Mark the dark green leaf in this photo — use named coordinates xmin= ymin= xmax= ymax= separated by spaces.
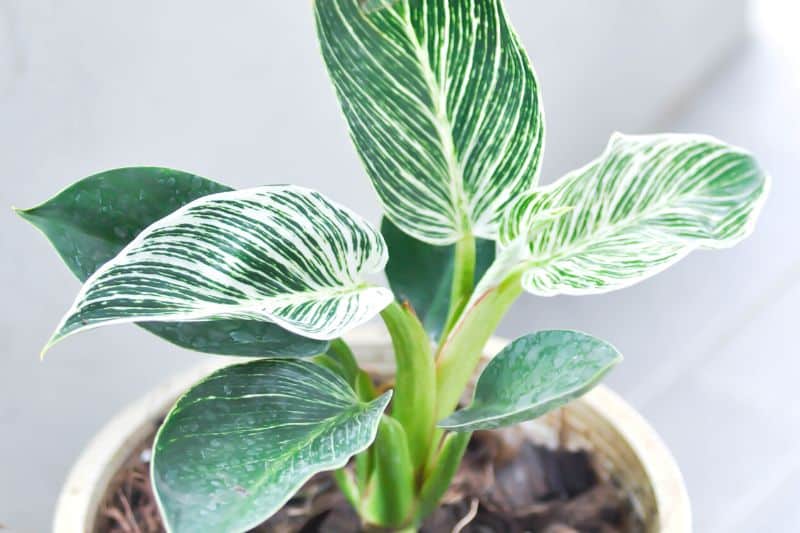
xmin=152 ymin=359 xmax=392 ymax=533
xmin=439 ymin=331 xmax=622 ymax=432
xmin=17 ymin=168 xmax=329 ymax=357
xmin=382 ymin=217 xmax=495 ymax=340
xmin=17 ymin=167 xmax=231 ymax=279
xmin=140 ymin=321 xmax=328 ymax=358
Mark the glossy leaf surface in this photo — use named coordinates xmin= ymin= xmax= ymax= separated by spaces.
xmin=18 ymin=167 xmax=230 ymax=279
xmin=493 ymin=134 xmax=770 ymax=297
xmin=315 ymin=0 xmax=544 ymax=245
xmin=18 ymin=168 xmax=329 ymax=357
xmin=152 ymin=359 xmax=392 ymax=532
xmin=382 ymin=217 xmax=494 ymax=339
xmin=45 ymin=185 xmax=392 ymax=352
xmin=439 ymin=330 xmax=621 ymax=431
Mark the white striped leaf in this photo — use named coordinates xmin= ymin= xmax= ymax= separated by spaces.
xmin=16 ymin=168 xmax=329 ymax=358
xmin=488 ymin=134 xmax=769 ymax=297
xmin=45 ymin=186 xmax=393 ymax=352
xmin=315 ymin=0 xmax=544 ymax=245
xmin=360 ymin=0 xmax=399 ymax=12
xmin=152 ymin=359 xmax=392 ymax=533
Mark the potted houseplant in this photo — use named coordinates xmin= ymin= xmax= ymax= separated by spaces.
xmin=18 ymin=0 xmax=767 ymax=531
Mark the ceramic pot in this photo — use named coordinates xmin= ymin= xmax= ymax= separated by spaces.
xmin=53 ymin=327 xmax=691 ymax=532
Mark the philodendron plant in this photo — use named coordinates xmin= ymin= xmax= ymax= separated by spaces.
xmin=18 ymin=1 xmax=768 ymax=532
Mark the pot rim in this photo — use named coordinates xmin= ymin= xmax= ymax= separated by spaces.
xmin=53 ymin=328 xmax=691 ymax=532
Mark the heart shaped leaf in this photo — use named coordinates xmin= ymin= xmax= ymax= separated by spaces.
xmin=17 ymin=168 xmax=329 ymax=357
xmin=152 ymin=359 xmax=392 ymax=533
xmin=382 ymin=217 xmax=495 ymax=340
xmin=439 ymin=330 xmax=621 ymax=432
xmin=44 ymin=185 xmax=392 ymax=353
xmin=315 ymin=0 xmax=544 ymax=245
xmin=491 ymin=134 xmax=770 ymax=297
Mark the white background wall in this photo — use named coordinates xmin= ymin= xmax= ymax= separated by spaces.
xmin=6 ymin=1 xmax=791 ymax=531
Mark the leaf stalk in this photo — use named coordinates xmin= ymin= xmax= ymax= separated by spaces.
xmin=434 ymin=271 xmax=524 ymax=420
xmin=380 ymin=301 xmax=437 ymax=469
xmin=441 ymin=233 xmax=476 ymax=338
xmin=363 ymin=416 xmax=416 ymax=528
xmin=413 ymin=430 xmax=471 ymax=525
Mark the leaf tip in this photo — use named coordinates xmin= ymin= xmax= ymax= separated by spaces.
xmin=12 ymin=205 xmax=30 ymax=219
xmin=371 ymin=388 xmax=394 ymax=414
xmin=13 ymin=205 xmax=43 ymax=229
xmin=40 ymin=318 xmax=77 ymax=359
xmin=40 ymin=331 xmax=63 ymax=360
xmin=39 ymin=341 xmax=53 ymax=361
xmin=378 ymin=387 xmax=393 ymax=404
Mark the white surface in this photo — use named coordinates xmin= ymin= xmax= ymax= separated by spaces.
xmin=3 ymin=0 xmax=789 ymax=531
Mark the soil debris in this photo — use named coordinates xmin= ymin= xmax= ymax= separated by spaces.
xmin=97 ymin=426 xmax=643 ymax=533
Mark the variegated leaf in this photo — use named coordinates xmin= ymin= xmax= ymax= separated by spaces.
xmin=360 ymin=0 xmax=399 ymax=12
xmin=45 ymin=186 xmax=392 ymax=352
xmin=17 ymin=168 xmax=328 ymax=357
xmin=315 ymin=0 xmax=544 ymax=245
xmin=490 ymin=134 xmax=769 ymax=297
xmin=152 ymin=359 xmax=392 ymax=532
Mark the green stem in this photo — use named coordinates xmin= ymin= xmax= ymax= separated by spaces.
xmin=333 ymin=467 xmax=360 ymax=512
xmin=380 ymin=301 xmax=436 ymax=469
xmin=414 ymin=431 xmax=471 ymax=525
xmin=364 ymin=416 xmax=415 ymax=528
xmin=422 ymin=427 xmax=445 ymax=477
xmin=442 ymin=233 xmax=476 ymax=339
xmin=434 ymin=271 xmax=523 ymax=420
xmin=355 ymin=447 xmax=373 ymax=500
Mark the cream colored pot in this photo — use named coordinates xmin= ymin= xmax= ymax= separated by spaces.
xmin=53 ymin=327 xmax=691 ymax=532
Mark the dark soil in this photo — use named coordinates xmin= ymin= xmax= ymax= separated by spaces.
xmin=97 ymin=423 xmax=643 ymax=533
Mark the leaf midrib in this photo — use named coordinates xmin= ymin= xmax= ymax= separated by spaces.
xmin=397 ymin=0 xmax=469 ymax=235
xmin=155 ymin=366 xmax=388 ymax=532
xmin=524 ymin=183 xmax=696 ymax=270
xmin=19 ymin=208 xmax=127 ymax=253
xmin=214 ymin=401 xmax=376 ymax=529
